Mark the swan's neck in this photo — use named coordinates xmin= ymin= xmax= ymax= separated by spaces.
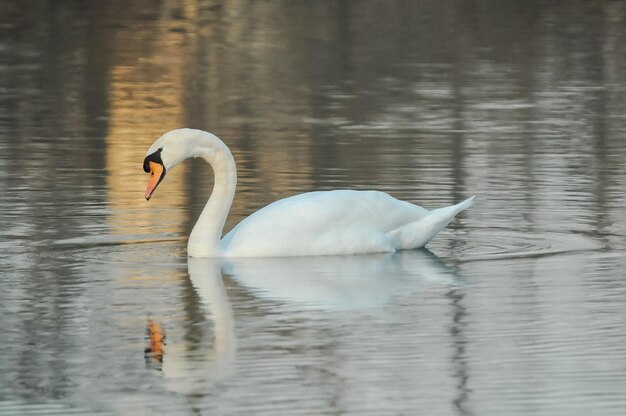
xmin=187 ymin=144 xmax=237 ymax=257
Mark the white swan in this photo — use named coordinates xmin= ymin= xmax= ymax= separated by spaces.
xmin=143 ymin=128 xmax=474 ymax=258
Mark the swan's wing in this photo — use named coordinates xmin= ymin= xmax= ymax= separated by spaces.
xmin=221 ymin=190 xmax=428 ymax=257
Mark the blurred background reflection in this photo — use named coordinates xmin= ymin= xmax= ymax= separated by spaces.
xmin=1 ymin=1 xmax=625 ymax=415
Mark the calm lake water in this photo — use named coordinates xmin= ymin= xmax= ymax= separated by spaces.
xmin=2 ymin=1 xmax=626 ymax=415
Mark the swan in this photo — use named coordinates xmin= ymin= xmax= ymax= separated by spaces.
xmin=143 ymin=128 xmax=475 ymax=258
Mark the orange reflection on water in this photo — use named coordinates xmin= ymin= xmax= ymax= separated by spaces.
xmin=146 ymin=318 xmax=166 ymax=364
xmin=103 ymin=3 xmax=202 ymax=237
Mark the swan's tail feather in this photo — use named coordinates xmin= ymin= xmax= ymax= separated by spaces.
xmin=442 ymin=194 xmax=475 ymax=218
xmin=387 ymin=195 xmax=475 ymax=250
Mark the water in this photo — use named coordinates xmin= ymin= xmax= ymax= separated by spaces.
xmin=1 ymin=1 xmax=626 ymax=415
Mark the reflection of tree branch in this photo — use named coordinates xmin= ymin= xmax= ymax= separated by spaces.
xmin=447 ymin=288 xmax=473 ymax=416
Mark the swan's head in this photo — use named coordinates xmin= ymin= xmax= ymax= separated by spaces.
xmin=143 ymin=128 xmax=229 ymax=200
xmin=143 ymin=129 xmax=192 ymax=200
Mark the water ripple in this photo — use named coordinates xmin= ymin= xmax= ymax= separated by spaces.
xmin=457 ymin=228 xmax=603 ymax=262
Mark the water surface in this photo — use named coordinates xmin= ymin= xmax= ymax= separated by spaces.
xmin=1 ymin=1 xmax=626 ymax=415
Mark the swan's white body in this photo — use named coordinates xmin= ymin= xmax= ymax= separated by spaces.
xmin=145 ymin=129 xmax=474 ymax=258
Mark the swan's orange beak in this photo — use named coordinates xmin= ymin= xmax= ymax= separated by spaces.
xmin=145 ymin=161 xmax=165 ymax=200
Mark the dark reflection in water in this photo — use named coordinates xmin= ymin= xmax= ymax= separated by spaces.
xmin=1 ymin=1 xmax=626 ymax=415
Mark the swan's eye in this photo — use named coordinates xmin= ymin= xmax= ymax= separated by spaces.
xmin=143 ymin=147 xmax=164 ymax=173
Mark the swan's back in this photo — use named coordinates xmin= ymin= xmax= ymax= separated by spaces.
xmin=221 ymin=190 xmax=429 ymax=257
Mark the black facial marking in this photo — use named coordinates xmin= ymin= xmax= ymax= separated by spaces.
xmin=143 ymin=147 xmax=164 ymax=173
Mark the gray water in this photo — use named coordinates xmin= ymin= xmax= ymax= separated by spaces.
xmin=2 ymin=1 xmax=626 ymax=415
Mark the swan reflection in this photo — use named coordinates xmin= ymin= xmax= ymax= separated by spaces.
xmin=223 ymin=248 xmax=465 ymax=310
xmin=159 ymin=258 xmax=236 ymax=392
xmin=161 ymin=249 xmax=464 ymax=391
